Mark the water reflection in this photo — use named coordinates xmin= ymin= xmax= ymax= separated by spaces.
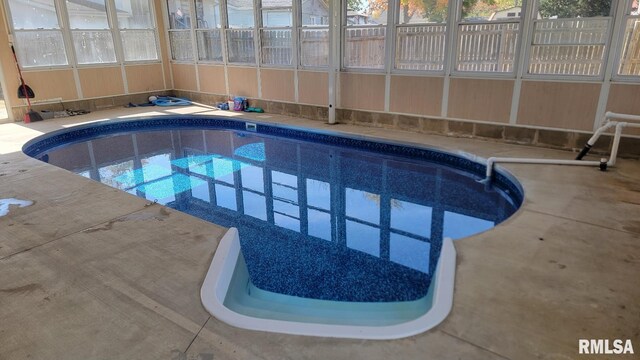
xmin=39 ymin=129 xmax=518 ymax=302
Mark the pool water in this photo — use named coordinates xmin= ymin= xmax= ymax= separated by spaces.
xmin=34 ymin=125 xmax=520 ymax=303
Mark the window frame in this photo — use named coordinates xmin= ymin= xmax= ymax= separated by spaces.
xmin=119 ymin=28 xmax=162 ymax=63
xmin=166 ymin=0 xmax=198 ymax=62
xmin=194 ymin=0 xmax=226 ymax=63
xmin=298 ymin=0 xmax=329 ymax=69
xmin=5 ymin=0 xmax=162 ymax=69
xmin=222 ymin=0 xmax=257 ymax=65
xmin=392 ymin=0 xmax=449 ymax=74
xmin=116 ymin=0 xmax=162 ymax=64
xmin=67 ymin=0 xmax=119 ymax=66
xmin=5 ymin=0 xmax=71 ymax=69
xmin=11 ymin=29 xmax=71 ymax=69
xmin=521 ymin=0 xmax=616 ymax=81
xmin=298 ymin=26 xmax=329 ymax=69
xmin=341 ymin=0 xmax=390 ymax=72
xmin=611 ymin=0 xmax=640 ymax=81
xmin=450 ymin=1 xmax=525 ymax=79
xmin=258 ymin=0 xmax=295 ymax=68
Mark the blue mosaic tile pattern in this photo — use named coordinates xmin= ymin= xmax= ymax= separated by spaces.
xmin=114 ymin=165 xmax=170 ymax=188
xmin=234 ymin=142 xmax=266 ymax=162
xmin=172 ymin=155 xmax=248 ymax=180
xmin=22 ymin=115 xmax=524 ymax=205
xmin=24 ymin=116 xmax=524 ymax=302
xmin=138 ymin=174 xmax=205 ymax=200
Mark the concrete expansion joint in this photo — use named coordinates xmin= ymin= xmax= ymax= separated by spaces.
xmin=184 ymin=316 xmax=211 ymax=354
xmin=439 ymin=330 xmax=512 ymax=360
xmin=0 ymin=205 xmax=153 ymax=262
xmin=524 ymin=208 xmax=640 ymax=237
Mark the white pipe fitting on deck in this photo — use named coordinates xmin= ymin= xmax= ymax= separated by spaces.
xmin=484 ymin=158 xmax=605 ymax=180
xmin=485 ymin=111 xmax=640 ymax=181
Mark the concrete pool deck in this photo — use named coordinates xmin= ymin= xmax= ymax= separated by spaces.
xmin=0 ymin=105 xmax=638 ymax=359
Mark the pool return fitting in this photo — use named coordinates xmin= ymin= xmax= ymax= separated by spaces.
xmin=485 ymin=111 xmax=640 ymax=181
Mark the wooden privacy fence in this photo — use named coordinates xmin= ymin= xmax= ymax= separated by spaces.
xmin=196 ymin=30 xmax=223 ymax=61
xmin=529 ymin=18 xmax=609 ymax=76
xmin=396 ymin=24 xmax=446 ymax=71
xmin=344 ymin=23 xmax=517 ymax=72
xmin=619 ymin=17 xmax=640 ymax=76
xmin=166 ymin=16 xmax=639 ymax=77
xmin=261 ymin=29 xmax=292 ymax=65
xmin=456 ymin=22 xmax=519 ymax=72
xmin=300 ymin=28 xmax=329 ymax=67
xmin=344 ymin=26 xmax=386 ymax=69
xmin=226 ymin=29 xmax=255 ymax=63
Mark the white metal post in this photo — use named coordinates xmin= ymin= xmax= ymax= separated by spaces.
xmin=327 ymin=0 xmax=340 ymax=124
xmin=254 ymin=0 xmax=262 ymax=98
xmin=292 ymin=0 xmax=299 ymax=102
xmin=219 ymin=0 xmax=231 ymax=96
xmin=593 ymin=0 xmax=629 ymax=131
xmin=189 ymin=0 xmax=201 ymax=91
xmin=441 ymin=0 xmax=460 ymax=117
xmin=383 ymin=0 xmax=398 ymax=112
xmin=509 ymin=0 xmax=536 ymax=125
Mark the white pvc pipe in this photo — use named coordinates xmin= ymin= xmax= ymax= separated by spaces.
xmin=587 ymin=121 xmax=617 ymax=146
xmin=608 ymin=123 xmax=625 ymax=167
xmin=580 ymin=116 xmax=640 ymax=161
xmin=487 ymin=112 xmax=640 ymax=180
xmin=604 ymin=122 xmax=640 ymax=166
xmin=606 ymin=111 xmax=640 ymax=123
xmin=485 ymin=157 xmax=604 ymax=179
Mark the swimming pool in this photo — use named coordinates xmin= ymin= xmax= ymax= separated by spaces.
xmin=23 ymin=116 xmax=523 ymax=338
